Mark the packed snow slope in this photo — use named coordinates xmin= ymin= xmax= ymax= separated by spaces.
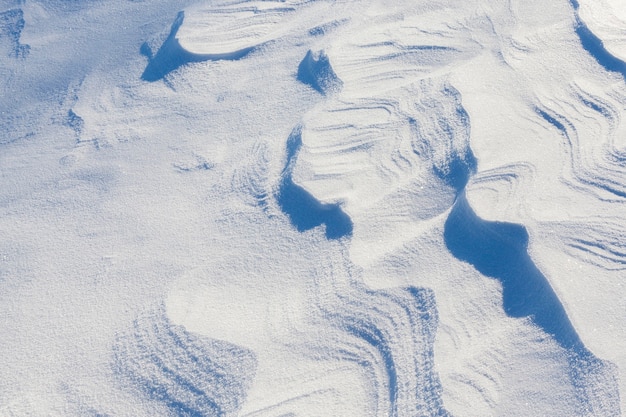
xmin=1 ymin=0 xmax=625 ymax=416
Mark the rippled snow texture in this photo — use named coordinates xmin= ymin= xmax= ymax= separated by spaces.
xmin=0 ymin=0 xmax=625 ymax=416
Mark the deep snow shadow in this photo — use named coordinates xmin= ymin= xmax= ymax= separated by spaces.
xmin=276 ymin=127 xmax=353 ymax=240
xmin=141 ymin=11 xmax=255 ymax=82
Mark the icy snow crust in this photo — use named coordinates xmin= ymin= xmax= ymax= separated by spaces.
xmin=1 ymin=0 xmax=625 ymax=416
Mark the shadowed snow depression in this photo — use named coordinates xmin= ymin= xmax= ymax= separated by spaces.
xmin=1 ymin=0 xmax=625 ymax=416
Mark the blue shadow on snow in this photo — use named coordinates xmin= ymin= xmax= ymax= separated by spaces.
xmin=0 ymin=8 xmax=30 ymax=58
xmin=569 ymin=0 xmax=626 ymax=80
xmin=444 ymin=193 xmax=588 ymax=353
xmin=276 ymin=127 xmax=353 ymax=240
xmin=297 ymin=50 xmax=343 ymax=95
xmin=141 ymin=11 xmax=255 ymax=82
xmin=432 ymin=138 xmax=477 ymax=194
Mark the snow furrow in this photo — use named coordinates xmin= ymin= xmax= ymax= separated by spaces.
xmin=114 ymin=307 xmax=258 ymax=417
xmin=2 ymin=0 xmax=625 ymax=415
xmin=308 ymin=282 xmax=451 ymax=417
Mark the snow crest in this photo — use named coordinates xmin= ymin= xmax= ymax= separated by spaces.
xmin=0 ymin=0 xmax=624 ymax=415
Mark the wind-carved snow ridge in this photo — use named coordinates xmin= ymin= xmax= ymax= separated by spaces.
xmin=141 ymin=11 xmax=255 ymax=82
xmin=142 ymin=0 xmax=316 ymax=82
xmin=535 ymin=97 xmax=626 ymax=199
xmin=445 ymin=195 xmax=586 ymax=351
xmin=297 ymin=50 xmax=343 ymax=95
xmin=114 ymin=308 xmax=257 ymax=416
xmin=559 ymin=221 xmax=626 ymax=271
xmin=418 ymin=84 xmax=477 ymax=194
xmin=444 ymin=193 xmax=621 ymax=414
xmin=292 ymin=78 xmax=476 ymax=228
xmin=569 ymin=0 xmax=626 ymax=80
xmin=231 ymin=141 xmax=273 ymax=211
xmin=3 ymin=0 xmax=626 ymax=415
xmin=276 ymin=126 xmax=353 ymax=239
xmin=315 ymin=284 xmax=451 ymax=417
xmin=274 ymin=29 xmax=467 ymax=413
xmin=416 ymin=17 xmax=623 ymax=409
xmin=0 ymin=8 xmax=29 ymax=58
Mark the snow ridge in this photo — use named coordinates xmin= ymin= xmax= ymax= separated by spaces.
xmin=314 ymin=284 xmax=451 ymax=417
xmin=1 ymin=0 xmax=625 ymax=415
xmin=114 ymin=308 xmax=257 ymax=417
xmin=141 ymin=11 xmax=256 ymax=82
xmin=570 ymin=0 xmax=626 ymax=80
xmin=277 ymin=126 xmax=353 ymax=240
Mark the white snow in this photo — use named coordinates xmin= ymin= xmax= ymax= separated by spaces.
xmin=1 ymin=0 xmax=624 ymax=416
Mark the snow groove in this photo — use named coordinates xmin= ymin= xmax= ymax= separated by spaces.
xmin=310 ymin=282 xmax=451 ymax=417
xmin=550 ymin=220 xmax=626 ymax=271
xmin=535 ymin=97 xmax=626 ymax=200
xmin=328 ymin=18 xmax=479 ymax=96
xmin=231 ymin=141 xmax=273 ymax=209
xmin=114 ymin=307 xmax=258 ymax=417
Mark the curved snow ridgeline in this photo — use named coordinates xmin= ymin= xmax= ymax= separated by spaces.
xmin=0 ymin=0 xmax=625 ymax=416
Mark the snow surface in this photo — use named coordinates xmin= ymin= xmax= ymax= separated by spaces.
xmin=1 ymin=0 xmax=625 ymax=416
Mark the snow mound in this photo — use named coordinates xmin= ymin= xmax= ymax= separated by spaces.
xmin=297 ymin=49 xmax=343 ymax=95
